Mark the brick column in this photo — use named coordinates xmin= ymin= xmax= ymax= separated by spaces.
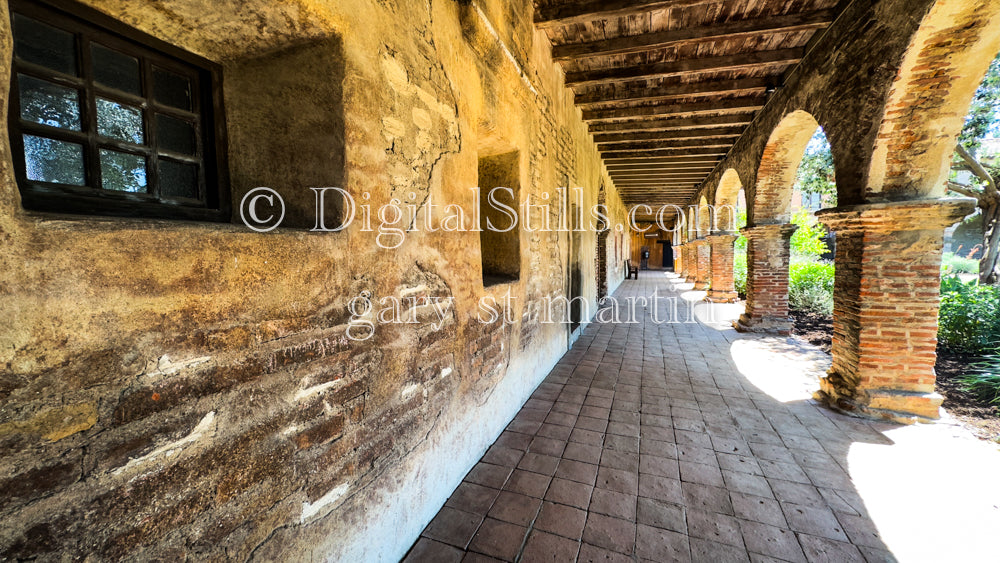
xmin=693 ymin=240 xmax=711 ymax=290
xmin=735 ymin=224 xmax=797 ymax=335
xmin=706 ymin=234 xmax=739 ymax=302
xmin=815 ymin=199 xmax=974 ymax=423
xmin=681 ymin=245 xmax=694 ymax=282
xmin=672 ymin=245 xmax=683 ymax=273
xmin=686 ymin=244 xmax=698 ymax=285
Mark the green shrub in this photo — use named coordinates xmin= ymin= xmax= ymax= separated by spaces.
xmin=960 ymin=352 xmax=1000 ymax=407
xmin=788 ymin=260 xmax=834 ymax=315
xmin=734 ymin=251 xmax=747 ymax=297
xmin=941 ymin=252 xmax=979 ymax=275
xmin=790 ymin=210 xmax=829 ymax=260
xmin=938 ymin=277 xmax=1000 ymax=353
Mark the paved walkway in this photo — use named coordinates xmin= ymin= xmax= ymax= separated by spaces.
xmin=403 ymin=273 xmax=1000 ymax=563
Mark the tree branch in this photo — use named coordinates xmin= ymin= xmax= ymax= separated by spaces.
xmin=955 ymin=143 xmax=999 ymax=198
xmin=947 ymin=181 xmax=983 ymax=200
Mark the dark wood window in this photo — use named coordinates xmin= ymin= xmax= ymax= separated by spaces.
xmin=7 ymin=0 xmax=229 ymax=221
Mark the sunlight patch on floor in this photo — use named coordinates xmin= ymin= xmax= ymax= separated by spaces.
xmin=729 ymin=338 xmax=828 ymax=403
xmin=848 ymin=422 xmax=1000 ymax=562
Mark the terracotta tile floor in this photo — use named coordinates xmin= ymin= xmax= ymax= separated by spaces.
xmin=403 ymin=273 xmax=1000 ymax=563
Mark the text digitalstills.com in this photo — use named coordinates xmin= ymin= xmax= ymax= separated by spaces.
xmin=239 ymin=186 xmax=739 ymax=246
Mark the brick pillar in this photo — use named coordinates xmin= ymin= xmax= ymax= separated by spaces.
xmin=681 ymin=245 xmax=693 ymax=282
xmin=706 ymin=234 xmax=739 ymax=302
xmin=735 ymin=224 xmax=797 ymax=335
xmin=672 ymin=245 xmax=682 ymax=273
xmin=693 ymin=240 xmax=711 ymax=290
xmin=686 ymin=244 xmax=698 ymax=284
xmin=815 ymin=199 xmax=974 ymax=423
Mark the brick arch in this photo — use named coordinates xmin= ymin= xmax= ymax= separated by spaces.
xmin=751 ymin=110 xmax=819 ymax=225
xmin=697 ymin=195 xmax=711 ymax=236
xmin=714 ymin=169 xmax=742 ymax=232
xmin=869 ymin=0 xmax=1000 ymax=200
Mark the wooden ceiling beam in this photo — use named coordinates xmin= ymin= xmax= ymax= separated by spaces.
xmin=565 ymin=48 xmax=802 ymax=87
xmin=603 ymin=155 xmax=723 ymax=164
xmin=599 ymin=139 xmax=735 ymax=152
xmin=553 ymin=10 xmax=835 ymax=61
xmin=583 ymin=97 xmax=764 ymax=121
xmin=574 ymin=78 xmax=769 ymax=107
xmin=612 ymin=173 xmax=708 ymax=179
xmin=589 ymin=114 xmax=752 ymax=133
xmin=603 ymin=150 xmax=727 ymax=159
xmin=595 ymin=126 xmax=744 ymax=144
xmin=607 ymin=162 xmax=717 ymax=169
xmin=534 ymin=0 xmax=713 ymax=30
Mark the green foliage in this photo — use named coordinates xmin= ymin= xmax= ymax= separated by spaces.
xmin=734 ymin=208 xmax=747 ymax=252
xmin=941 ymin=252 xmax=980 ymax=275
xmin=793 ymin=129 xmax=837 ymax=206
xmin=733 ymin=250 xmax=747 ymax=297
xmin=960 ymin=353 xmax=1000 ymax=407
xmin=788 ymin=260 xmax=834 ymax=316
xmin=790 ymin=210 xmax=829 ymax=259
xmin=938 ymin=276 xmax=1000 ymax=353
xmin=957 ymin=53 xmax=1000 ymax=153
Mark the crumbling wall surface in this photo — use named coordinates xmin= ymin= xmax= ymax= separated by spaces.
xmin=0 ymin=0 xmax=625 ymax=560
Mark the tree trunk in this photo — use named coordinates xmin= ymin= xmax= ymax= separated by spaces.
xmin=981 ymin=199 xmax=1000 ymax=285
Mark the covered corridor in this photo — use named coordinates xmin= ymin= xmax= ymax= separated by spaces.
xmin=4 ymin=0 xmax=1000 ymax=560
xmin=406 ymin=274 xmax=1000 ymax=562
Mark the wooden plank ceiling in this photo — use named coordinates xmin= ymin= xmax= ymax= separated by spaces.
xmin=535 ymin=0 xmax=840 ymax=213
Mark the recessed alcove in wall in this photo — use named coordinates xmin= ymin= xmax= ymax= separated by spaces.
xmin=224 ymin=37 xmax=347 ymax=229
xmin=477 ymin=150 xmax=521 ymax=287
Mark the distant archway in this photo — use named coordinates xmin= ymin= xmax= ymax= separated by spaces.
xmin=714 ymin=169 xmax=742 ymax=232
xmin=752 ymin=110 xmax=820 ymax=225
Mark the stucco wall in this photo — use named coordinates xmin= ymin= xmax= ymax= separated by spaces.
xmin=0 ymin=0 xmax=628 ymax=560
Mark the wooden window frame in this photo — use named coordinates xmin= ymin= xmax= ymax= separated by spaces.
xmin=7 ymin=0 xmax=231 ymax=222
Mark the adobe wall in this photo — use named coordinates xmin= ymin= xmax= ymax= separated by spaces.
xmin=0 ymin=0 xmax=627 ymax=560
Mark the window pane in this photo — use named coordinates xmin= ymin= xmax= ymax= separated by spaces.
xmin=92 ymin=43 xmax=141 ymax=95
xmin=96 ymin=98 xmax=144 ymax=144
xmin=156 ymin=114 xmax=195 ymax=155
xmin=23 ymin=135 xmax=85 ymax=185
xmin=13 ymin=14 xmax=77 ymax=76
xmin=153 ymin=67 xmax=192 ymax=110
xmin=159 ymin=160 xmax=198 ymax=199
xmin=19 ymin=75 xmax=81 ymax=130
xmin=100 ymin=149 xmax=147 ymax=193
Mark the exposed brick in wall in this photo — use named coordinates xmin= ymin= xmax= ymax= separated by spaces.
xmin=736 ymin=224 xmax=798 ymax=335
xmin=816 ymin=200 xmax=974 ymax=423
xmin=872 ymin=0 xmax=1000 ymax=200
xmin=707 ymin=235 xmax=740 ymax=302
xmin=0 ymin=0 xmax=630 ymax=559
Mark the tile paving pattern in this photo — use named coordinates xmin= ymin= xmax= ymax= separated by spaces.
xmin=404 ymin=276 xmax=898 ymax=562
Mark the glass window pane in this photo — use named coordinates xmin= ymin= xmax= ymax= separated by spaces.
xmin=19 ymin=75 xmax=81 ymax=130
xmin=23 ymin=135 xmax=85 ymax=185
xmin=156 ymin=114 xmax=195 ymax=155
xmin=159 ymin=160 xmax=198 ymax=199
xmin=100 ymin=149 xmax=147 ymax=193
xmin=13 ymin=14 xmax=77 ymax=76
xmin=97 ymin=98 xmax=144 ymax=144
xmin=92 ymin=43 xmax=141 ymax=95
xmin=153 ymin=67 xmax=192 ymax=110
